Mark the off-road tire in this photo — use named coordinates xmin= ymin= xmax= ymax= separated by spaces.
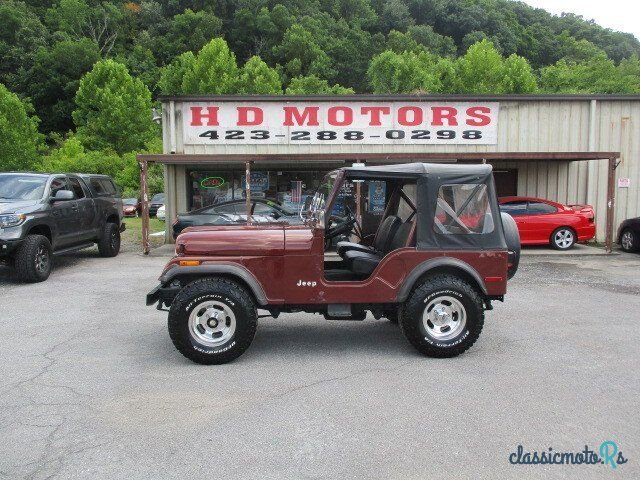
xmin=550 ymin=227 xmax=576 ymax=250
xmin=14 ymin=234 xmax=52 ymax=283
xmin=97 ymin=222 xmax=120 ymax=257
xmin=168 ymin=278 xmax=258 ymax=365
xmin=400 ymin=275 xmax=484 ymax=358
xmin=620 ymin=228 xmax=638 ymax=252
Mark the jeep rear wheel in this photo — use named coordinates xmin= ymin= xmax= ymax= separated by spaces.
xmin=168 ymin=278 xmax=257 ymax=364
xmin=400 ymin=275 xmax=484 ymax=358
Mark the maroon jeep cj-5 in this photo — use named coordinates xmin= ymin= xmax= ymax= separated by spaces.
xmin=147 ymin=163 xmax=520 ymax=364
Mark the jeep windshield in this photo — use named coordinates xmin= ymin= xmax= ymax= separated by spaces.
xmin=0 ymin=174 xmax=48 ymax=201
xmin=306 ymin=172 xmax=338 ymax=217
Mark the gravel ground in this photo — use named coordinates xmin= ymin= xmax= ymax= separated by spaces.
xmin=0 ymin=248 xmax=638 ymax=480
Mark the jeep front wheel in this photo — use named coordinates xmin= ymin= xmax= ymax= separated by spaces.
xmin=168 ymin=278 xmax=258 ymax=364
xmin=400 ymin=275 xmax=484 ymax=358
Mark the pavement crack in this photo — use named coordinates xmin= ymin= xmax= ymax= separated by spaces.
xmin=272 ymin=360 xmax=413 ymax=399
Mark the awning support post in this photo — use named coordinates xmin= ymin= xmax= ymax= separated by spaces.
xmin=605 ymin=156 xmax=617 ymax=254
xmin=140 ymin=158 xmax=150 ymax=255
xmin=245 ymin=161 xmax=252 ymax=224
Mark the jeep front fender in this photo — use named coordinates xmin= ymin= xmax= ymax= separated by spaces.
xmin=159 ymin=263 xmax=269 ymax=306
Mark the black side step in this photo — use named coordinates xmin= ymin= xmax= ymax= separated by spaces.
xmin=53 ymin=243 xmax=96 ymax=256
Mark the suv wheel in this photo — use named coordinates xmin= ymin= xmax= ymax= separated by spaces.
xmin=168 ymin=278 xmax=258 ymax=364
xmin=620 ymin=229 xmax=638 ymax=252
xmin=400 ymin=275 xmax=484 ymax=358
xmin=15 ymin=234 xmax=52 ymax=283
xmin=551 ymin=227 xmax=575 ymax=250
xmin=97 ymin=222 xmax=120 ymax=257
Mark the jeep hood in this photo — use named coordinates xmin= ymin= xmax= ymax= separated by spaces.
xmin=176 ymin=224 xmax=286 ymax=256
xmin=0 ymin=200 xmax=40 ymax=214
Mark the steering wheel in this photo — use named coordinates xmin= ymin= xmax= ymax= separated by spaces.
xmin=326 ymin=205 xmax=362 ymax=241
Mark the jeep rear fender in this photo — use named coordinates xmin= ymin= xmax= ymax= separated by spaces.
xmin=159 ymin=263 xmax=269 ymax=305
xmin=397 ymin=257 xmax=487 ymax=302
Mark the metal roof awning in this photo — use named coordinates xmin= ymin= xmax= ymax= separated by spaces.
xmin=137 ymin=151 xmax=620 ymax=164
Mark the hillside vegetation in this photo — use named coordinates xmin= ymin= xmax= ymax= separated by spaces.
xmin=1 ymin=0 xmax=639 ymax=190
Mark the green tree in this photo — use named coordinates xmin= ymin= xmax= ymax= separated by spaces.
xmin=0 ymin=0 xmax=48 ymax=91
xmin=407 ymin=25 xmax=457 ymax=57
xmin=73 ymin=60 xmax=156 ymax=155
xmin=20 ymin=38 xmax=100 ymax=135
xmin=285 ymin=75 xmax=354 ymax=94
xmin=367 ymin=50 xmax=453 ymax=94
xmin=151 ymin=9 xmax=223 ymax=64
xmin=237 ymin=56 xmax=282 ymax=94
xmin=157 ymin=52 xmax=196 ymax=95
xmin=453 ymin=40 xmax=537 ymax=93
xmin=38 ymin=135 xmax=125 ymax=177
xmin=380 ymin=0 xmax=414 ymax=33
xmin=539 ymin=53 xmax=639 ymax=93
xmin=272 ymin=24 xmax=335 ymax=81
xmin=181 ymin=38 xmax=239 ymax=94
xmin=0 ymin=83 xmax=43 ymax=171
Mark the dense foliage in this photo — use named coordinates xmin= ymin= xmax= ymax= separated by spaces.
xmin=2 ymin=0 xmax=640 ymax=192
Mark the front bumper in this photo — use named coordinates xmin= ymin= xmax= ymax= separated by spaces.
xmin=146 ymin=283 xmax=181 ymax=309
xmin=0 ymin=239 xmax=22 ymax=257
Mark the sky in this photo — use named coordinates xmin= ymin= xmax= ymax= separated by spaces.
xmin=521 ymin=0 xmax=640 ymax=40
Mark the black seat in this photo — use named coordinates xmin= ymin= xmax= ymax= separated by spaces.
xmin=336 ymin=215 xmax=401 ymax=257
xmin=344 ymin=221 xmax=414 ymax=276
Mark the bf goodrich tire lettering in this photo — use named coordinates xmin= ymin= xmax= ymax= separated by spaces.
xmin=168 ymin=278 xmax=258 ymax=364
xmin=400 ymin=274 xmax=484 ymax=358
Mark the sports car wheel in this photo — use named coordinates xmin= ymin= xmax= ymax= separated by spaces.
xmin=551 ymin=227 xmax=576 ymax=250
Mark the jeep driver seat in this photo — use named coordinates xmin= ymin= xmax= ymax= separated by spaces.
xmin=336 ymin=215 xmax=401 ymax=258
xmin=343 ymin=219 xmax=414 ymax=276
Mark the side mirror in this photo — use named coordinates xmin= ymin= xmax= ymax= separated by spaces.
xmin=51 ymin=190 xmax=74 ymax=201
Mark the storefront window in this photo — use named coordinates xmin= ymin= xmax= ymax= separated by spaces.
xmin=188 ymin=169 xmax=330 ymax=212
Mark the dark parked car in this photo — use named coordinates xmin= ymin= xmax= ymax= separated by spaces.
xmin=172 ymin=199 xmax=300 ymax=238
xmin=0 ymin=172 xmax=124 ymax=282
xmin=149 ymin=193 xmax=165 ymax=217
xmin=617 ymin=217 xmax=640 ymax=252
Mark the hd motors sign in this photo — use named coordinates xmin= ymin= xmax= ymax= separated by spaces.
xmin=182 ymin=101 xmax=499 ymax=145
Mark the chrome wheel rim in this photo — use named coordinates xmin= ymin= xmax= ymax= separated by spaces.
xmin=422 ymin=295 xmax=466 ymax=341
xmin=554 ymin=229 xmax=574 ymax=248
xmin=621 ymin=231 xmax=634 ymax=250
xmin=189 ymin=300 xmax=236 ymax=347
xmin=34 ymin=245 xmax=49 ymax=273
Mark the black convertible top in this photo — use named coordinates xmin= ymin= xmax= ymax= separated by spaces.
xmin=343 ymin=162 xmax=493 ymax=179
xmin=340 ymin=162 xmax=505 ymax=251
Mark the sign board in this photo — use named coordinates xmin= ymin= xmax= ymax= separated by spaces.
xmin=183 ymin=101 xmax=499 ymax=146
xmin=241 ymin=171 xmax=269 ymax=192
xmin=368 ymin=181 xmax=386 ymax=213
xmin=618 ymin=178 xmax=631 ymax=188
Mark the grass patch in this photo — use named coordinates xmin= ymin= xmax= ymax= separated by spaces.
xmin=121 ymin=216 xmax=167 ymax=249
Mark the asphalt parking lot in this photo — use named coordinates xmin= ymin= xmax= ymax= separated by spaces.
xmin=1 ymin=249 xmax=639 ymax=479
